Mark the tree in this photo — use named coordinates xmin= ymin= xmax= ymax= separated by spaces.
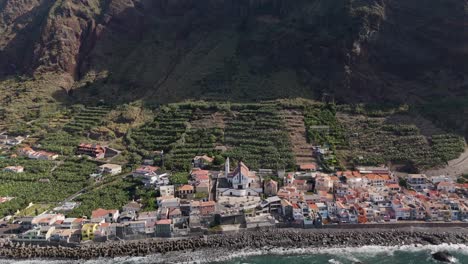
xmin=399 ymin=177 xmax=408 ymax=189
xmin=213 ymin=155 xmax=225 ymax=166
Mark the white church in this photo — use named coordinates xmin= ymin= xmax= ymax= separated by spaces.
xmin=217 ymin=158 xmax=263 ymax=197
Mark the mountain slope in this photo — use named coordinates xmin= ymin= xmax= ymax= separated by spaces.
xmin=0 ymin=0 xmax=467 ymax=106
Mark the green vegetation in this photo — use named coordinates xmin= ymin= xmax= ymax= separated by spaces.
xmin=136 ymin=187 xmax=159 ymax=212
xmin=68 ymin=178 xmax=140 ymax=218
xmin=0 ymin=98 xmax=465 ymax=218
xmin=194 ymin=192 xmax=209 ymax=200
xmin=339 ymin=103 xmax=409 ymax=118
xmin=0 ymin=158 xmax=96 ymax=217
xmin=170 ymin=172 xmax=189 ymax=185
xmin=39 ymin=131 xmax=81 ymax=156
xmin=224 ymin=104 xmax=295 ymax=170
xmin=430 ymin=134 xmax=465 ymax=162
xmin=166 ymin=128 xmax=223 ymax=170
xmin=129 ymin=102 xmax=295 ymax=171
xmin=16 ymin=203 xmax=52 ymax=217
xmin=63 ymin=106 xmax=111 ymax=134
xmin=304 ymin=103 xmax=346 ymax=171
xmin=340 ymin=109 xmax=466 ymax=170
xmin=418 ymin=96 xmax=468 ymax=137
xmin=129 ymin=107 xmax=192 ymax=156
xmin=305 ymin=104 xmax=347 ymax=147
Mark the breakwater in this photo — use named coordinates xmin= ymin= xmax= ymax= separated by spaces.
xmin=0 ymin=227 xmax=467 ymax=260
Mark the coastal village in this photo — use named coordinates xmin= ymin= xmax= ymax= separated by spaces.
xmin=0 ymin=130 xmax=467 ymax=246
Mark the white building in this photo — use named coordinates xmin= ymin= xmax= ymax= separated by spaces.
xmin=133 ymin=166 xmax=159 ymax=178
xmin=407 ymin=174 xmax=430 ymax=190
xmin=218 ymin=161 xmax=263 ymax=197
xmin=91 ymin=208 xmax=119 ymax=223
xmin=99 ymin=164 xmax=122 ymax=175
xmin=3 ymin=166 xmax=24 ymax=173
xmin=316 ymin=203 xmax=328 ymax=219
xmin=158 ymin=197 xmax=180 ymax=209
xmin=430 ymin=175 xmax=453 ymax=184
xmin=370 ymin=193 xmax=385 ymax=203
xmin=160 ymin=185 xmax=175 ymax=197
xmin=437 ymin=182 xmax=456 ymax=193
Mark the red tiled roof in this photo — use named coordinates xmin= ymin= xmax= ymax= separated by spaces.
xmin=293 ymin=179 xmax=307 ymax=186
xmin=232 ymin=162 xmax=250 ymax=178
xmin=195 ymin=174 xmax=209 ymax=180
xmin=201 ymin=201 xmax=216 ymax=207
xmin=135 ymin=166 xmax=159 ymax=173
xmin=365 ymin=174 xmax=384 ymax=180
xmin=299 ymin=163 xmax=316 ymax=170
xmin=194 ymin=155 xmax=214 ymax=163
xmin=178 ymin=185 xmax=194 ymax=191
xmin=438 ymin=182 xmax=454 ymax=187
xmin=92 ymin=208 xmax=117 ymax=219
xmin=308 ymin=203 xmax=318 ymax=210
xmin=156 ymin=219 xmax=172 ymax=225
xmin=191 ymin=169 xmax=209 ymax=176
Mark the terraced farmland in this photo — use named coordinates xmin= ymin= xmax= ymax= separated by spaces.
xmin=281 ymin=109 xmax=315 ymax=167
xmin=63 ymin=106 xmax=111 ymax=134
xmin=129 ymin=108 xmax=192 ymax=154
xmin=223 ymin=104 xmax=295 ymax=170
xmin=167 ymin=128 xmax=224 ymax=170
xmin=0 ymin=158 xmax=96 ymax=217
xmin=128 ymin=103 xmax=295 ymax=171
xmin=339 ymin=113 xmax=466 ymax=169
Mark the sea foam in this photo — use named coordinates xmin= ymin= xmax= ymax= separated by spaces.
xmin=0 ymin=244 xmax=467 ymax=264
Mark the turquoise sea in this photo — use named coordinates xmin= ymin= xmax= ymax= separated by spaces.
xmin=0 ymin=244 xmax=466 ymax=263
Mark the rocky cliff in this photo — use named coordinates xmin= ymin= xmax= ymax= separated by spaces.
xmin=0 ymin=0 xmax=467 ymax=104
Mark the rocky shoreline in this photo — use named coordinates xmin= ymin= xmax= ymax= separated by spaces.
xmin=0 ymin=227 xmax=467 ymax=261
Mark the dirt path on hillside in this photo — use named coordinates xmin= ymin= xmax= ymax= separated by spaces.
xmin=190 ymin=111 xmax=226 ymax=129
xmin=423 ymin=148 xmax=468 ymax=178
xmin=281 ymin=110 xmax=316 ymax=166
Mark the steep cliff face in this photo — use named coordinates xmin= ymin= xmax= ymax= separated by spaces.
xmin=0 ymin=0 xmax=53 ymax=75
xmin=345 ymin=0 xmax=468 ymax=102
xmin=32 ymin=0 xmax=103 ymax=82
xmin=0 ymin=0 xmax=467 ymax=104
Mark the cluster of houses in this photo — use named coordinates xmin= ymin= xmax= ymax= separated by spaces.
xmin=12 ymin=204 xmax=166 ymax=243
xmin=258 ymin=166 xmax=468 ymax=226
xmin=7 ymin=156 xmax=468 ymax=243
xmin=1 ymin=142 xmax=124 ymax=183
xmin=18 ymin=147 xmax=59 ymax=161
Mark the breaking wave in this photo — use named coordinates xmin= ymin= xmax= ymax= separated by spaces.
xmin=0 ymin=244 xmax=467 ymax=264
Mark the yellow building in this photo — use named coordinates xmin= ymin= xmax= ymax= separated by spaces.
xmin=81 ymin=223 xmax=98 ymax=241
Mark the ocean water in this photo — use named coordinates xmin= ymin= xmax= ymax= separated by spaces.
xmin=0 ymin=244 xmax=466 ymax=264
xmin=222 ymin=251 xmax=468 ymax=264
xmin=220 ymin=245 xmax=468 ymax=264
